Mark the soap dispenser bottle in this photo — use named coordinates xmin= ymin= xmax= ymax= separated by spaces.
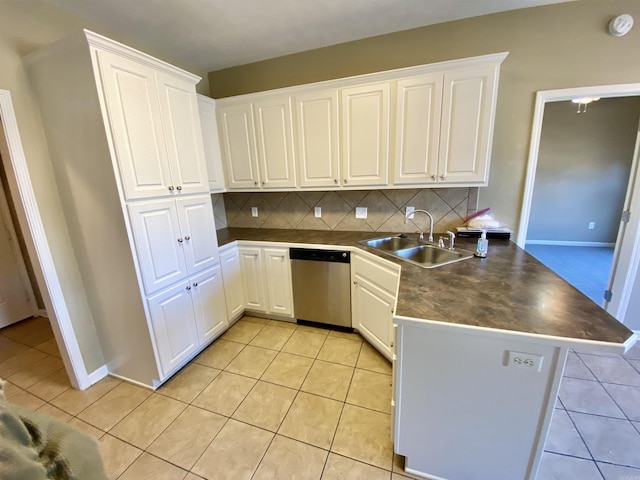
xmin=474 ymin=230 xmax=488 ymax=258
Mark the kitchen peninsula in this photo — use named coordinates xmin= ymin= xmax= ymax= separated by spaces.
xmin=217 ymin=227 xmax=636 ymax=480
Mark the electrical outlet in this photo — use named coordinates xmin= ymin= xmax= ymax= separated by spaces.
xmin=355 ymin=207 xmax=368 ymax=219
xmin=251 ymin=207 xmax=258 ymax=217
xmin=406 ymin=206 xmax=415 ymax=219
xmin=506 ymin=350 xmax=544 ymax=372
xmin=314 ymin=207 xmax=322 ymax=218
xmin=588 ymin=222 xmax=595 ymax=230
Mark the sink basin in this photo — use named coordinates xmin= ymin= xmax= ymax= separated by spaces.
xmin=393 ymin=245 xmax=473 ymax=268
xmin=360 ymin=235 xmax=418 ymax=251
xmin=360 ymin=235 xmax=474 ymax=268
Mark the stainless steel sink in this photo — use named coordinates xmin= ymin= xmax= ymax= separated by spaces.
xmin=361 ymin=235 xmax=418 ymax=251
xmin=360 ymin=235 xmax=474 ymax=269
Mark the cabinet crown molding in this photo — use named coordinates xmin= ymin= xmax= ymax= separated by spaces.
xmin=216 ymin=52 xmax=509 ymax=104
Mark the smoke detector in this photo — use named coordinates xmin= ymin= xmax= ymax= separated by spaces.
xmin=608 ymin=14 xmax=634 ymax=37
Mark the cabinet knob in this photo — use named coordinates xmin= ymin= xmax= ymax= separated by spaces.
xmin=186 ymin=285 xmax=191 ymax=290
xmin=177 ymin=238 xmax=183 ymax=243
xmin=390 ymin=341 xmax=394 ymax=347
xmin=184 ymin=235 xmax=191 ymax=240
xmin=334 ymin=179 xmax=338 ymax=184
xmin=254 ymin=181 xmax=258 ymax=186
xmin=193 ymin=282 xmax=198 ymax=287
xmin=440 ymin=174 xmax=446 ymax=180
xmin=431 ymin=174 xmax=436 ymax=181
xmin=344 ymin=179 xmax=348 ymax=184
xmin=353 ymin=281 xmax=357 ymax=285
xmin=176 ymin=185 xmax=182 ymax=191
xmin=261 ymin=181 xmax=265 ymax=186
xmin=168 ymin=186 xmax=175 ymax=191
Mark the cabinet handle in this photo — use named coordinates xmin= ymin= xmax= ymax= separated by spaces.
xmin=176 ymin=185 xmax=182 ymax=191
xmin=184 ymin=235 xmax=191 ymax=240
xmin=192 ymin=282 xmax=198 ymax=287
xmin=440 ymin=174 xmax=446 ymax=180
xmin=186 ymin=285 xmax=191 ymax=290
xmin=177 ymin=238 xmax=183 ymax=243
xmin=168 ymin=186 xmax=175 ymax=191
xmin=431 ymin=174 xmax=436 ymax=181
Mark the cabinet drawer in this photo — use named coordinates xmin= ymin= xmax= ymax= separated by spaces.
xmin=353 ymin=253 xmax=400 ymax=295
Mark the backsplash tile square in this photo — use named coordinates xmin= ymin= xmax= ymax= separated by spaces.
xmin=219 ymin=188 xmax=477 ymax=234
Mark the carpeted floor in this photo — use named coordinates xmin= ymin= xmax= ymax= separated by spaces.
xmin=525 ymin=244 xmax=614 ymax=307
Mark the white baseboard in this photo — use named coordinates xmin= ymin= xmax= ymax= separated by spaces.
xmin=38 ymin=309 xmax=48 ymax=318
xmin=86 ymin=365 xmax=109 ymax=387
xmin=526 ymin=240 xmax=615 ymax=248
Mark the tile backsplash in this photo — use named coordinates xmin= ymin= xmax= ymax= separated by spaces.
xmin=214 ymin=188 xmax=479 ymax=234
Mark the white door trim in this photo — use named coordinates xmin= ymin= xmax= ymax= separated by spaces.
xmin=517 ymin=83 xmax=640 ymax=248
xmin=0 ymin=89 xmax=90 ymax=389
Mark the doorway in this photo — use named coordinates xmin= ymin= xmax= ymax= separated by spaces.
xmin=518 ymin=83 xmax=640 ymax=330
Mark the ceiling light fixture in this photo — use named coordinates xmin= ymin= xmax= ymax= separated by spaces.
xmin=571 ymin=97 xmax=600 ymax=114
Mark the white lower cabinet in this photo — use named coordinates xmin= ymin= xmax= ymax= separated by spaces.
xmin=236 ymin=244 xmax=294 ymax=317
xmin=147 ymin=280 xmax=200 ymax=376
xmin=351 ymin=252 xmax=400 ymax=360
xmin=219 ymin=245 xmax=246 ymax=320
xmin=192 ymin=265 xmax=228 ymax=344
xmin=148 ymin=264 xmax=227 ymax=377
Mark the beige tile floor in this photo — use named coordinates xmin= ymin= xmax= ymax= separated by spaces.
xmin=2 ymin=316 xmax=640 ymax=480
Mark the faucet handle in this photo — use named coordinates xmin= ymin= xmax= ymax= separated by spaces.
xmin=445 ymin=231 xmax=456 ymax=250
xmin=416 ymin=231 xmax=425 ymax=240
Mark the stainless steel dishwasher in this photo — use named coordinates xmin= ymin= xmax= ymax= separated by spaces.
xmin=290 ymin=248 xmax=352 ymax=330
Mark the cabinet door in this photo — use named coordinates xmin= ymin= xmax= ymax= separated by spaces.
xmin=156 ymin=72 xmax=209 ymax=195
xmin=220 ymin=246 xmax=246 ymax=319
xmin=128 ymin=199 xmax=187 ymax=295
xmin=263 ymin=247 xmax=293 ymax=317
xmin=394 ymin=74 xmax=443 ymax=185
xmin=341 ymin=82 xmax=390 ymax=187
xmin=95 ymin=49 xmax=172 ymax=200
xmin=438 ymin=66 xmax=497 ymax=185
xmin=176 ymin=195 xmax=219 ymax=274
xmin=238 ymin=246 xmax=266 ymax=312
xmin=253 ymin=97 xmax=296 ymax=188
xmin=197 ymin=95 xmax=226 ymax=192
xmin=147 ymin=280 xmax=199 ymax=376
xmin=191 ymin=265 xmax=228 ymax=345
xmin=218 ymin=103 xmax=260 ymax=189
xmin=352 ymin=276 xmax=394 ymax=360
xmin=295 ymin=89 xmax=340 ymax=188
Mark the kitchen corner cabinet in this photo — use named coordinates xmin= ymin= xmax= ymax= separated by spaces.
xmin=351 ymin=252 xmax=401 ymax=360
xmin=218 ymin=103 xmax=260 ymax=188
xmin=97 ymin=49 xmax=209 ymax=199
xmin=340 ymin=82 xmax=391 ymax=187
xmin=197 ymin=95 xmax=226 ymax=192
xmin=237 ymin=245 xmax=294 ymax=317
xmin=25 ymin=30 xmax=223 ymax=388
xmin=295 ymin=89 xmax=341 ymax=188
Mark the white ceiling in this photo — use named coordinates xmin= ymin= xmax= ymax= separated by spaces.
xmin=48 ymin=0 xmax=573 ymax=72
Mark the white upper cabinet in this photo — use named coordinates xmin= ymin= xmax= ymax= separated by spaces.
xmin=95 ymin=50 xmax=208 ymax=200
xmin=393 ymin=74 xmax=443 ymax=185
xmin=156 ymin=72 xmax=209 ymax=195
xmin=218 ymin=103 xmax=260 ymax=189
xmin=96 ymin=49 xmax=173 ymax=199
xmin=253 ymin=96 xmax=297 ymax=188
xmin=340 ymin=82 xmax=391 ymax=187
xmin=197 ymin=95 xmax=226 ymax=192
xmin=437 ymin=65 xmax=497 ymax=185
xmin=294 ymin=89 xmax=340 ymax=188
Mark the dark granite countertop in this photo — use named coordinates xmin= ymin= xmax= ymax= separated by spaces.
xmin=217 ymin=227 xmax=635 ymax=350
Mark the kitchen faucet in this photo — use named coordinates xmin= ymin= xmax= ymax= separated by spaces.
xmin=405 ymin=209 xmax=434 ymax=243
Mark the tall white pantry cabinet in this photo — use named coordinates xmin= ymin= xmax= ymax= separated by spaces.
xmin=25 ymin=30 xmax=226 ymax=388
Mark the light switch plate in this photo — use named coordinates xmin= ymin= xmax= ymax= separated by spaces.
xmin=251 ymin=207 xmax=258 ymax=217
xmin=314 ymin=207 xmax=322 ymax=218
xmin=355 ymin=207 xmax=368 ymax=219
